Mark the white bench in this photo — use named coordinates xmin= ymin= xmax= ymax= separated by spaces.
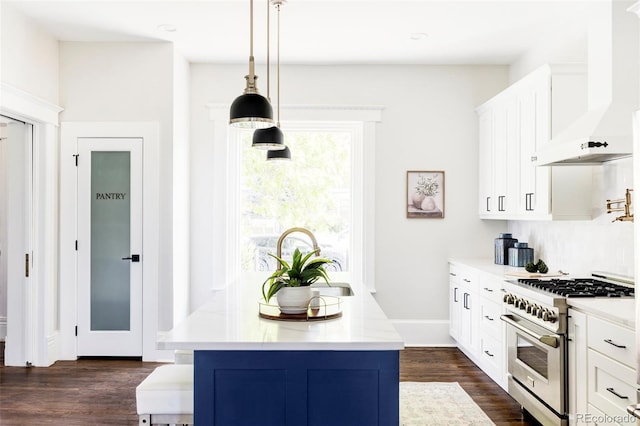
xmin=136 ymin=364 xmax=194 ymax=426
xmin=174 ymin=350 xmax=193 ymax=365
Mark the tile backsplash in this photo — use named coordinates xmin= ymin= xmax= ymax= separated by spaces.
xmin=508 ymin=157 xmax=634 ymax=279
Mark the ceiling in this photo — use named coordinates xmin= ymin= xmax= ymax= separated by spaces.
xmin=3 ymin=0 xmax=599 ymax=65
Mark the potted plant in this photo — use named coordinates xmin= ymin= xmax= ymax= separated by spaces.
xmin=262 ymin=248 xmax=332 ymax=314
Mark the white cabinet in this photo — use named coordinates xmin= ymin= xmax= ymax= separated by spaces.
xmin=476 ymin=273 xmax=507 ymax=388
xmin=449 ymin=264 xmax=479 ymax=354
xmin=449 ymin=262 xmax=506 ymax=390
xmin=568 ymin=308 xmax=637 ymax=426
xmin=569 ymin=309 xmax=588 ymax=426
xmin=477 ymin=64 xmax=593 ymax=220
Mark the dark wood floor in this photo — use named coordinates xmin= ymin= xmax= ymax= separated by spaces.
xmin=0 ymin=347 xmax=537 ymax=425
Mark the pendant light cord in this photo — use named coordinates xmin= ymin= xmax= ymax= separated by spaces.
xmin=266 ymin=0 xmax=270 ymax=101
xmin=276 ymin=2 xmax=281 ymax=127
xmin=248 ymin=0 xmax=255 ymax=83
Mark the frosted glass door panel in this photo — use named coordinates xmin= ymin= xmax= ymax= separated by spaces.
xmin=90 ymin=152 xmax=131 ymax=331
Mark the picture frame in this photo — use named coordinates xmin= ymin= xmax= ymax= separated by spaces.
xmin=406 ymin=171 xmax=445 ymax=219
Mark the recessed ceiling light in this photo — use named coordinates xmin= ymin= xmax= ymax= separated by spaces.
xmin=157 ymin=24 xmax=177 ymax=33
xmin=410 ymin=32 xmax=428 ymax=41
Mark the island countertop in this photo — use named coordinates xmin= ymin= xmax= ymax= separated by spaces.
xmin=157 ymin=279 xmax=404 ymax=351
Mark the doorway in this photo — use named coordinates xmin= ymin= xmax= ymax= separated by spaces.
xmin=0 ymin=116 xmax=33 ymax=366
xmin=76 ymin=138 xmax=143 ymax=357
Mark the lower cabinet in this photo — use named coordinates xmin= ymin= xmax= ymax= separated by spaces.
xmin=568 ymin=308 xmax=637 ymax=426
xmin=449 ymin=262 xmax=507 ymax=390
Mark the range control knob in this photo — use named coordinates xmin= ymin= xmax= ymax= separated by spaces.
xmin=546 ymin=311 xmax=557 ymax=323
xmin=542 ymin=309 xmax=557 ymax=322
xmin=526 ymin=303 xmax=535 ymax=314
xmin=503 ymin=294 xmax=514 ymax=304
xmin=535 ymin=307 xmax=544 ymax=318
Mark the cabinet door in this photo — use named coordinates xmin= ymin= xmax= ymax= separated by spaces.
xmin=519 ymin=73 xmax=551 ymax=217
xmin=492 ymin=102 xmax=509 ymax=215
xmin=449 ymin=276 xmax=461 ymax=340
xmin=568 ymin=309 xmax=588 ymax=426
xmin=478 ymin=108 xmax=495 ymax=217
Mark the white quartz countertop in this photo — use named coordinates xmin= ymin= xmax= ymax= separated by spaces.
xmin=157 ymin=279 xmax=404 ymax=351
xmin=450 ymin=258 xmax=636 ymax=328
xmin=568 ymin=298 xmax=636 ymax=329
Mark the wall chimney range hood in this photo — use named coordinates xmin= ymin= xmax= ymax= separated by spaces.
xmin=534 ymin=0 xmax=639 ymax=166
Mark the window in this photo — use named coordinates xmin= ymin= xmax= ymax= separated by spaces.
xmin=237 ymin=126 xmax=352 ymax=274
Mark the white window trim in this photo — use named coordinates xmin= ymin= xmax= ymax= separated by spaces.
xmin=208 ymin=104 xmax=383 ymax=293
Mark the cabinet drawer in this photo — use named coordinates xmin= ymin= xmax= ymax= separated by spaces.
xmin=585 ymin=403 xmax=623 ymax=426
xmin=588 ymin=316 xmax=636 ymax=369
xmin=478 ymin=274 xmax=505 ymax=304
xmin=588 ymin=349 xmax=637 ymax=426
xmin=480 ymin=301 xmax=502 ymax=340
xmin=479 ymin=335 xmax=503 ymax=376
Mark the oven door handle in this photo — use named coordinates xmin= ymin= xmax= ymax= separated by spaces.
xmin=500 ymin=314 xmax=559 ymax=348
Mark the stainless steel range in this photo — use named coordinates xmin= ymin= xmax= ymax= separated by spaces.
xmin=501 ymin=273 xmax=634 ymax=426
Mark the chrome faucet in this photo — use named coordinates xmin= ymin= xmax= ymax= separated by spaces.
xmin=276 ymin=227 xmax=321 ymax=270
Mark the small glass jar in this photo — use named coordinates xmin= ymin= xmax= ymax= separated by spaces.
xmin=495 ymin=233 xmax=517 ymax=265
xmin=508 ymin=242 xmax=534 ymax=267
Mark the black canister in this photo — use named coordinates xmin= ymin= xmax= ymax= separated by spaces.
xmin=508 ymin=242 xmax=534 ymax=267
xmin=494 ymin=233 xmax=517 ymax=265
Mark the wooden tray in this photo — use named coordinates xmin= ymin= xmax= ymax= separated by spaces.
xmin=258 ymin=296 xmax=342 ymax=322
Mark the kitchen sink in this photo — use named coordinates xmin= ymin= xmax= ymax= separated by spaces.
xmin=310 ymin=282 xmax=354 ymax=297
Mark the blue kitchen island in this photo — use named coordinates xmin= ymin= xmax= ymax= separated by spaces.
xmin=157 ymin=279 xmax=404 ymax=425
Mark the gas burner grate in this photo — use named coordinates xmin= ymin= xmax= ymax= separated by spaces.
xmin=517 ymin=278 xmax=634 ymax=298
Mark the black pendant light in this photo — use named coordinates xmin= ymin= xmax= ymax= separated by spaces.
xmin=251 ymin=0 xmax=285 ymax=151
xmin=229 ymin=0 xmax=274 ymax=128
xmin=267 ymin=145 xmax=291 ymax=161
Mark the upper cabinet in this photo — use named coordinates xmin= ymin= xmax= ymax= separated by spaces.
xmin=477 ymin=64 xmax=594 ymax=220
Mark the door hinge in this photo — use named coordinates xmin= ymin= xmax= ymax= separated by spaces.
xmin=25 ymin=253 xmax=29 ymax=277
xmin=73 ymin=154 xmax=79 ymax=166
xmin=75 ymin=326 xmax=78 ymax=336
xmin=75 ymin=240 xmax=78 ymax=251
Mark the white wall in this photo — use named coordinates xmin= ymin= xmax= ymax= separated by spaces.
xmin=189 ymin=63 xmax=509 ymax=344
xmin=0 ymin=126 xmax=6 ymax=340
xmin=172 ymin=51 xmax=191 ymax=323
xmin=59 ymin=42 xmax=175 ymax=331
xmin=509 ymin=157 xmax=634 ymax=277
xmin=0 ymin=2 xmax=59 ymax=104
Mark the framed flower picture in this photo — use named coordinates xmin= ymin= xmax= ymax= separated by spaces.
xmin=406 ymin=171 xmax=445 ymax=218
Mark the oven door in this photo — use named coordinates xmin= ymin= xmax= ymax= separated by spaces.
xmin=502 ymin=313 xmax=566 ymax=415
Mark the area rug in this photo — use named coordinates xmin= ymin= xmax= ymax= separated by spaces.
xmin=400 ymin=382 xmax=496 ymax=426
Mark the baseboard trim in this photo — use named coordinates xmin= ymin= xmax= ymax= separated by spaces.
xmin=391 ymin=319 xmax=456 ymax=347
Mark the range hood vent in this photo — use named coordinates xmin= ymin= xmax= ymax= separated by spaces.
xmin=535 ymin=0 xmax=639 ymax=166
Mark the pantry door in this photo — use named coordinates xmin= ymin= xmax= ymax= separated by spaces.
xmin=77 ymin=138 xmax=143 ymax=356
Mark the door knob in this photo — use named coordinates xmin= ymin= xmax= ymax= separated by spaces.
xmin=121 ymin=254 xmax=140 ymax=262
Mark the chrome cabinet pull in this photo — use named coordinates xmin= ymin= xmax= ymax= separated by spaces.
xmin=483 ymin=287 xmax=493 ymax=293
xmin=604 ymin=339 xmax=627 ymax=349
xmin=484 ymin=350 xmax=494 ymax=357
xmin=484 ymin=315 xmax=494 ymax=321
xmin=606 ymin=387 xmax=629 ymax=400
xmin=463 ymin=278 xmax=471 ymax=283
xmin=449 ymin=272 xmax=457 ymax=276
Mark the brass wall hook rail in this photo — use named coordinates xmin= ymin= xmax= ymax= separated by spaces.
xmin=606 ymin=188 xmax=633 ymax=222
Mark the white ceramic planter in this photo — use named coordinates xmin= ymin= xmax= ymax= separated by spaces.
xmin=277 ymin=286 xmax=313 ymax=314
